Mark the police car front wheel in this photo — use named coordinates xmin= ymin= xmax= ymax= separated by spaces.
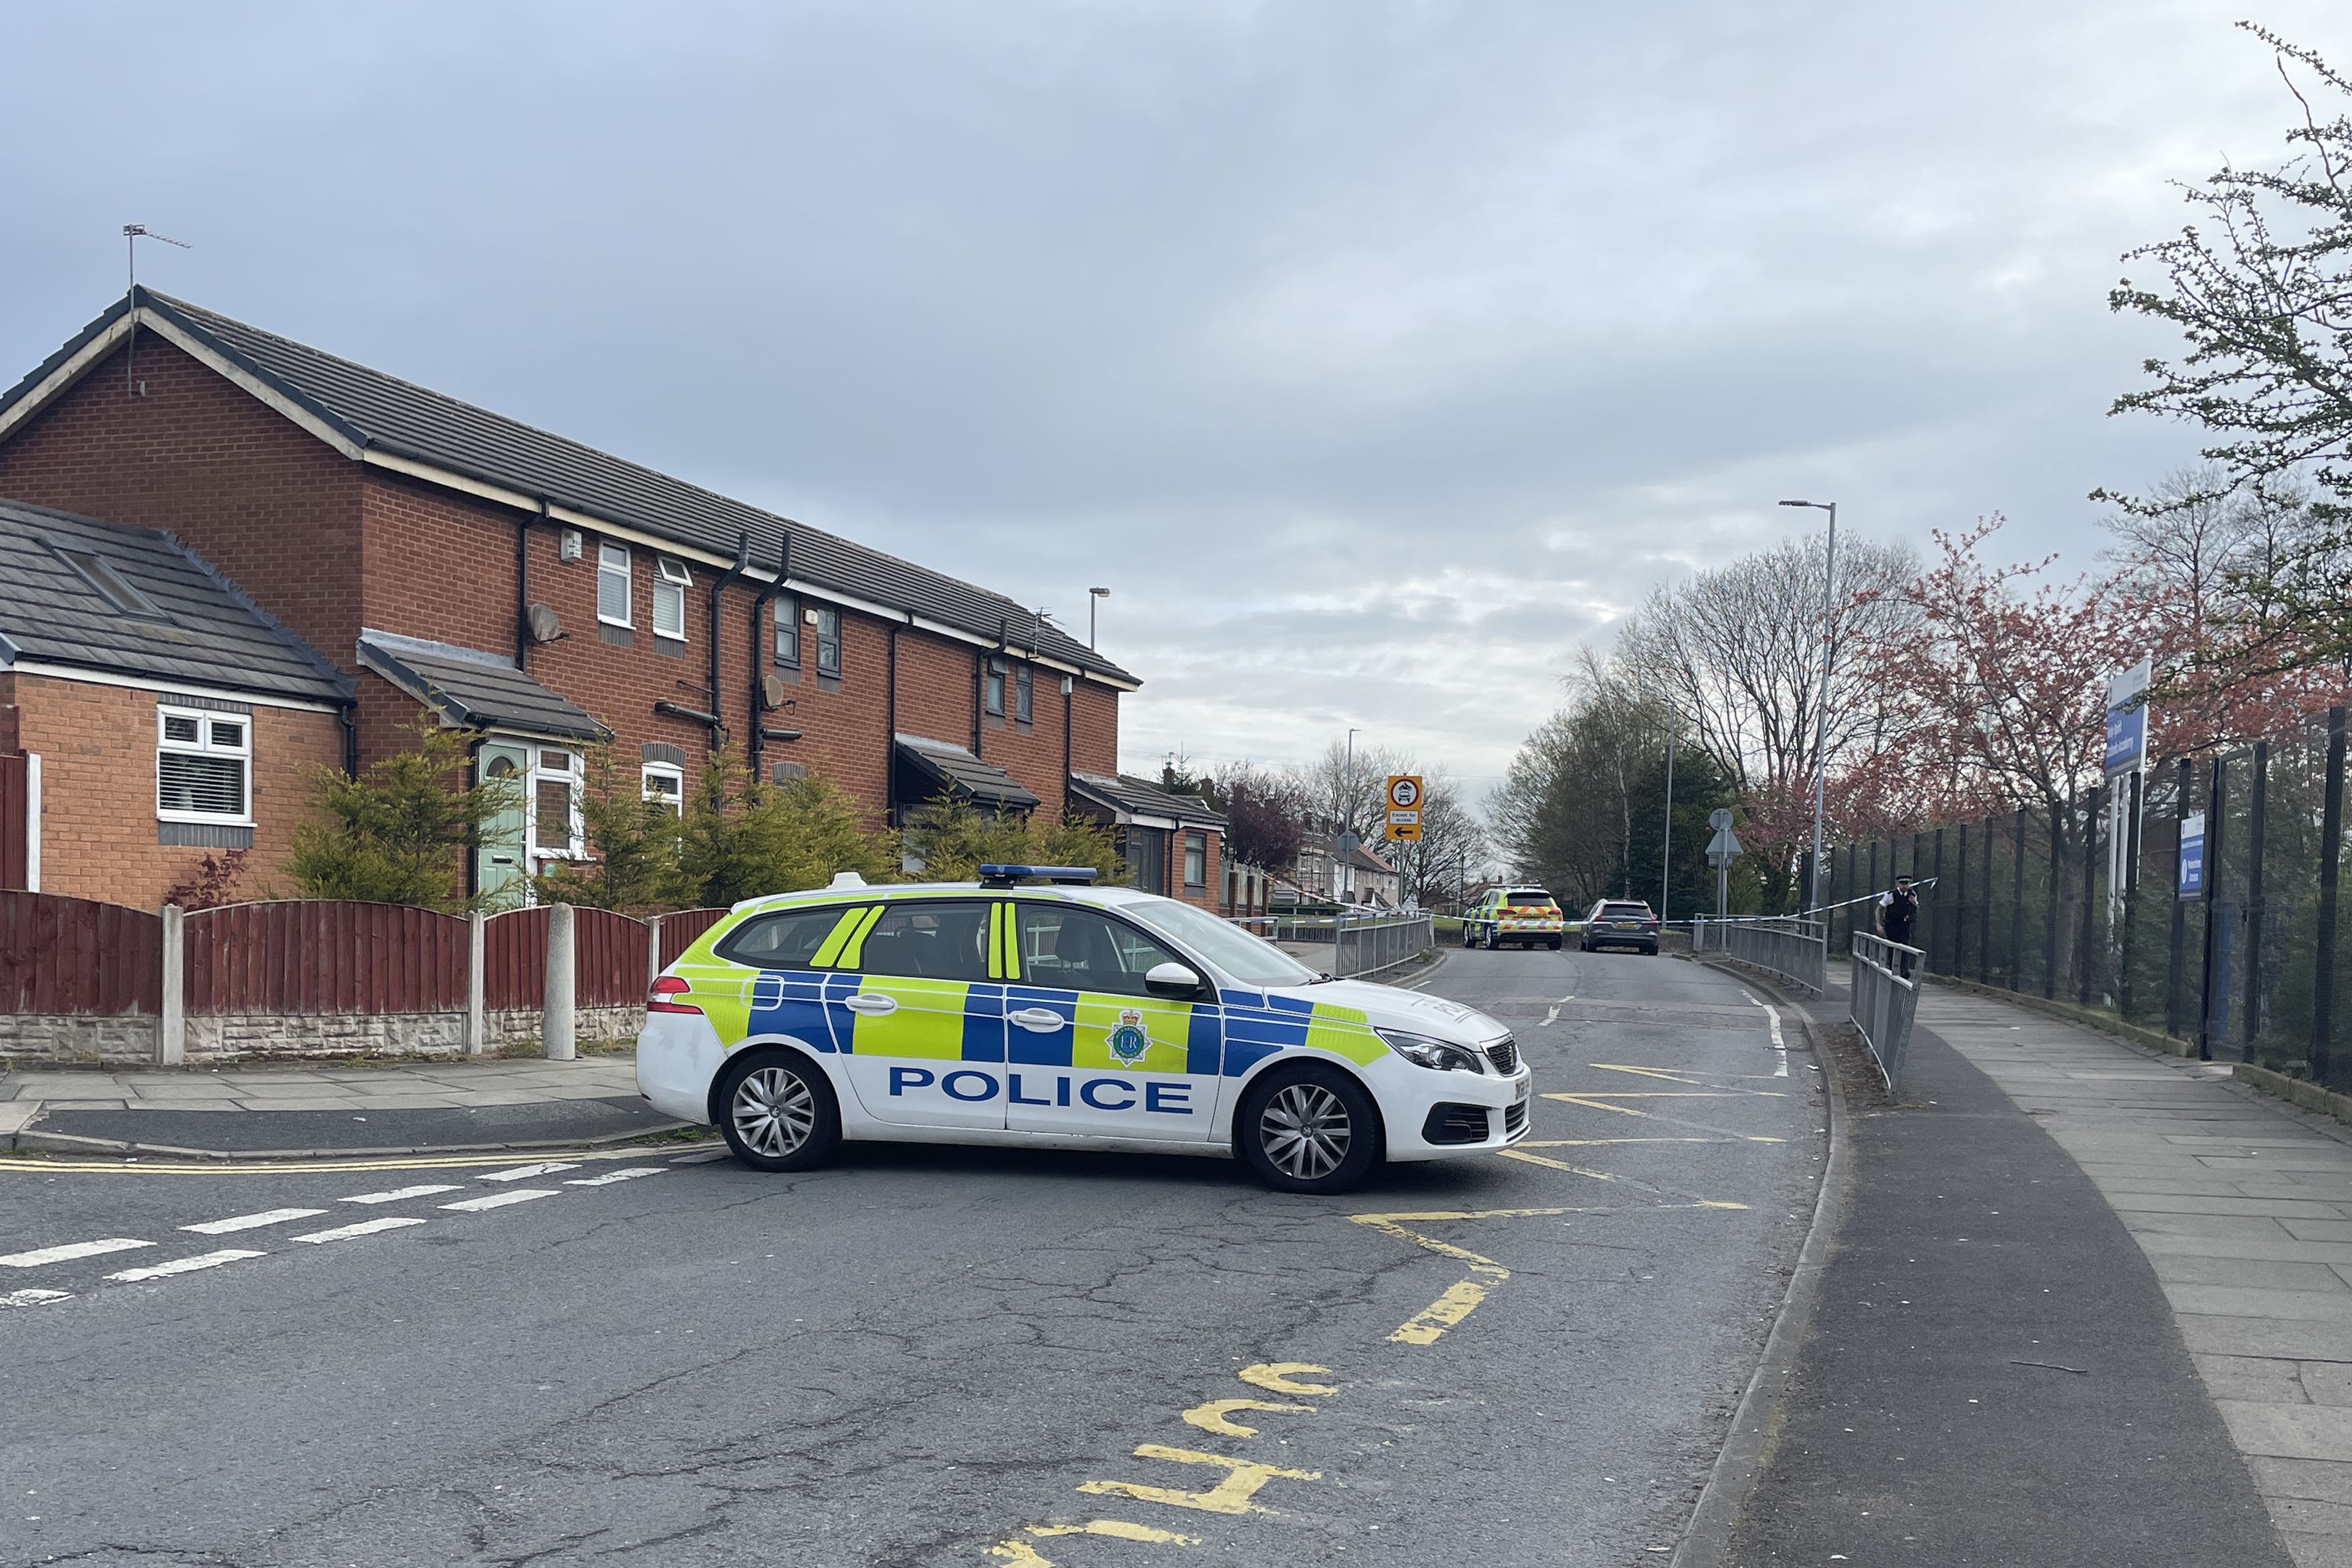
xmin=718 ymin=1052 xmax=841 ymax=1171
xmin=1239 ymin=1066 xmax=1381 ymax=1194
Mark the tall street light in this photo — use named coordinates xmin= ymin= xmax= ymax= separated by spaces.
xmin=1087 ymin=587 xmax=1110 ymax=648
xmin=1779 ymin=499 xmax=1838 ymax=915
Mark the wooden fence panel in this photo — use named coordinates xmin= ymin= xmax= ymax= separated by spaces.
xmin=182 ymin=902 xmax=468 ymax=1016
xmin=658 ymin=908 xmax=731 ymax=967
xmin=0 ymin=891 xmax=161 ymax=1015
xmin=575 ymin=908 xmax=651 ymax=1007
xmin=485 ymin=905 xmax=550 ymax=1012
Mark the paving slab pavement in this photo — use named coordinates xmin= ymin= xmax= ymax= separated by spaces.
xmin=1926 ymin=988 xmax=2352 ymax=1567
xmin=0 ymin=1053 xmax=690 ymax=1156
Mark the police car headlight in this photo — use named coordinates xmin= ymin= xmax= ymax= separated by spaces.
xmin=1377 ymin=1029 xmax=1487 ymax=1073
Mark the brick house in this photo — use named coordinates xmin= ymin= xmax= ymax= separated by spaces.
xmin=0 ymin=497 xmax=350 ymax=902
xmin=0 ymin=290 xmax=1222 ymax=908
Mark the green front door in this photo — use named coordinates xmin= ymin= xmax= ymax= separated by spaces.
xmin=475 ymin=741 xmax=529 ymax=906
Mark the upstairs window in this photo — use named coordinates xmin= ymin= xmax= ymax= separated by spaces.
xmin=773 ymin=593 xmax=801 ymax=668
xmin=1014 ymin=664 xmax=1033 ymax=725
xmin=815 ymin=605 xmax=842 ymax=678
xmin=597 ymin=542 xmax=632 ymax=626
xmin=157 ymin=707 xmax=250 ymax=823
xmin=984 ymin=657 xmax=1007 ymax=717
xmin=1185 ymin=830 xmax=1207 ymax=888
xmin=652 ymin=557 xmax=691 ymax=641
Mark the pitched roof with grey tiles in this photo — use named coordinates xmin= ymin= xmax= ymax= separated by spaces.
xmin=1069 ymin=771 xmax=1228 ymax=830
xmin=894 ymin=734 xmax=1042 ymax=811
xmin=0 ymin=291 xmax=1136 ymax=686
xmin=358 ymin=629 xmax=607 ymax=743
xmin=0 ymin=498 xmax=353 ymax=707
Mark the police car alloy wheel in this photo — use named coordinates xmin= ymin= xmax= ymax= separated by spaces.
xmin=1238 ymin=1065 xmax=1380 ymax=1194
xmin=718 ymin=1052 xmax=841 ymax=1171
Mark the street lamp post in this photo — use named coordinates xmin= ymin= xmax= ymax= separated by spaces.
xmin=1087 ymin=587 xmax=1110 ymax=648
xmin=1779 ymin=499 xmax=1838 ymax=916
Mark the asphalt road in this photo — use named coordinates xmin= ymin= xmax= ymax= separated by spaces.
xmin=0 ymin=946 xmax=1823 ymax=1568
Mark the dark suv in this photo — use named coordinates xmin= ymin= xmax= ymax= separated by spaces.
xmin=1580 ymin=900 xmax=1659 ymax=954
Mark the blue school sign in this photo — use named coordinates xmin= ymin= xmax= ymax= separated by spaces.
xmin=2178 ymin=811 xmax=2206 ymax=901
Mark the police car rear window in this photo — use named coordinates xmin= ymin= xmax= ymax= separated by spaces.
xmin=715 ymin=905 xmax=853 ymax=969
xmin=1504 ymin=890 xmax=1557 ymax=906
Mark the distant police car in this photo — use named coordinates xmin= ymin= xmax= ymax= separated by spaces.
xmin=637 ymin=866 xmax=1531 ymax=1193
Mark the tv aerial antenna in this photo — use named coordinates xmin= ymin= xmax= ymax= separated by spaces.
xmin=122 ymin=223 xmax=191 ymax=397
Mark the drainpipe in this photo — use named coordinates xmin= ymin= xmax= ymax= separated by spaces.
xmin=337 ymin=700 xmax=358 ymax=780
xmin=518 ymin=501 xmax=545 ymax=672
xmin=706 ymin=532 xmax=748 ymax=753
xmin=1061 ymin=676 xmax=1073 ymax=814
xmin=885 ymin=624 xmax=900 ymax=824
xmin=748 ymin=533 xmax=787 ymax=781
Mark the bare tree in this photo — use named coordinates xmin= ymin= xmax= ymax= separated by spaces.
xmin=1615 ymin=533 xmax=1918 ymax=902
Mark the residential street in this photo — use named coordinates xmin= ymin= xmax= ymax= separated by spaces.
xmin=0 ymin=948 xmax=1821 ymax=1568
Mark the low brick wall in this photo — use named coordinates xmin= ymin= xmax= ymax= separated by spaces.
xmin=0 ymin=1012 xmax=159 ymax=1066
xmin=484 ymin=1004 xmax=645 ymax=1054
xmin=183 ymin=1011 xmax=471 ymax=1064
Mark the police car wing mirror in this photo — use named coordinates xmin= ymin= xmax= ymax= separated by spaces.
xmin=1144 ymin=962 xmax=1204 ymax=1001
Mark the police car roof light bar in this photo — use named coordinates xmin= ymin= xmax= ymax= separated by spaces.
xmin=976 ymin=864 xmax=1100 ymax=887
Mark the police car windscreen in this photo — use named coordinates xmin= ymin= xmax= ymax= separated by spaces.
xmin=1122 ymin=898 xmax=1320 ymax=987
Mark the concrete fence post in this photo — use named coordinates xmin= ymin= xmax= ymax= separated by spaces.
xmin=157 ymin=903 xmax=185 ymax=1066
xmin=647 ymin=914 xmax=664 ymax=993
xmin=467 ymin=911 xmax=487 ymax=1056
xmin=544 ymin=903 xmax=577 ymax=1061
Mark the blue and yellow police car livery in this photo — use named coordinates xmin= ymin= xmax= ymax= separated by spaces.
xmin=637 ymin=866 xmax=1531 ymax=1193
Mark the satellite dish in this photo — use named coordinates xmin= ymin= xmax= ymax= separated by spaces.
xmin=761 ymin=673 xmax=790 ymax=711
xmin=527 ymin=603 xmax=563 ymax=643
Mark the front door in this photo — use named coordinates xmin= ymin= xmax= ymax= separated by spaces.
xmin=1002 ymin=901 xmax=1222 ymax=1143
xmin=474 ymin=741 xmax=529 ymax=906
xmin=832 ymin=899 xmax=1007 ymax=1130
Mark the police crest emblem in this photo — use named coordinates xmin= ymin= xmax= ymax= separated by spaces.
xmin=1107 ymin=1008 xmax=1150 ymax=1064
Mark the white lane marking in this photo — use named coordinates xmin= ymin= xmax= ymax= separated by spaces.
xmin=1538 ymin=992 xmax=1575 ymax=1027
xmin=181 ymin=1208 xmax=325 ymax=1235
xmin=1 ymin=1288 xmax=73 ymax=1309
xmin=670 ymin=1149 xmax=729 ymax=1164
xmin=291 ymin=1217 xmax=426 ymax=1244
xmin=441 ymin=1188 xmax=560 ymax=1212
xmin=340 ymin=1184 xmax=463 ymax=1205
xmin=1746 ymin=997 xmax=1790 ymax=1077
xmin=107 ymin=1249 xmax=266 ymax=1283
xmin=0 ymin=1238 xmax=153 ymax=1269
xmin=475 ymin=1163 xmax=579 ymax=1184
xmin=562 ymin=1168 xmax=667 ymax=1187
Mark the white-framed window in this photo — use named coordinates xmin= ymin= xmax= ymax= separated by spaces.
xmin=596 ymin=542 xmax=632 ymax=626
xmin=531 ymin=748 xmax=584 ymax=858
xmin=1185 ymin=830 xmax=1207 ymax=888
xmin=653 ymin=556 xmax=691 ymax=641
xmin=814 ymin=605 xmax=842 ymax=677
xmin=642 ymin=762 xmax=685 ymax=814
xmin=157 ymin=707 xmax=252 ymax=823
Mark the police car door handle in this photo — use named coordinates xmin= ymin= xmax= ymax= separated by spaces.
xmin=1009 ymin=1008 xmax=1064 ymax=1032
xmin=843 ymin=994 xmax=897 ymax=1016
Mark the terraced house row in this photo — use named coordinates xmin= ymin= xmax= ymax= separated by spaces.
xmin=0 ymin=290 xmax=1224 ymax=910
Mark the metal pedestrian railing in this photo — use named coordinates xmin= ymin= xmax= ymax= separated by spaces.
xmin=1850 ymin=931 xmax=1924 ymax=1089
xmin=1234 ymin=912 xmax=1436 ymax=979
xmin=1692 ymin=916 xmax=1828 ymax=993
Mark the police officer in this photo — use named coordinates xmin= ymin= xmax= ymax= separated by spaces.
xmin=1877 ymin=875 xmax=1920 ymax=969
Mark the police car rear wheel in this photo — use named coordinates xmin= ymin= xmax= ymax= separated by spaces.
xmin=719 ymin=1054 xmax=840 ymax=1171
xmin=1239 ymin=1067 xmax=1379 ymax=1194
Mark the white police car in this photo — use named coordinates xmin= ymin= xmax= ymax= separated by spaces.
xmin=637 ymin=866 xmax=1531 ymax=1193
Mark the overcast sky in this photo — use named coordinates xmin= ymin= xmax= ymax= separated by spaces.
xmin=7 ymin=1 xmax=2349 ymax=796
